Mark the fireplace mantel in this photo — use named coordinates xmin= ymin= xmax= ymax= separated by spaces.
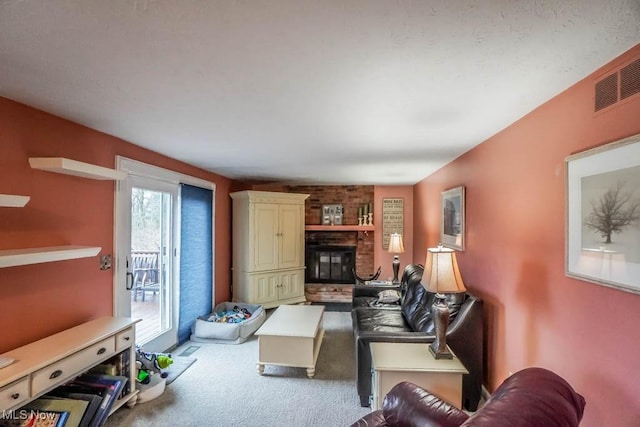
xmin=305 ymin=225 xmax=374 ymax=232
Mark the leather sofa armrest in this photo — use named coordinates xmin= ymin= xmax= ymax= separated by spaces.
xmin=445 ymin=296 xmax=484 ymax=411
xmin=383 ymin=382 xmax=469 ymax=427
xmin=349 ymin=410 xmax=387 ymax=427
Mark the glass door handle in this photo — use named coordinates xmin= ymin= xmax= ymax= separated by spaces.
xmin=126 ymin=271 xmax=134 ymax=290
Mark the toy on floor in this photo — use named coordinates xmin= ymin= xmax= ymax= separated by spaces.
xmin=135 ymin=346 xmax=173 ymax=384
xmin=206 ymin=305 xmax=253 ymax=323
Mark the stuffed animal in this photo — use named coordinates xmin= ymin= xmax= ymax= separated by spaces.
xmin=136 ymin=360 xmax=151 ymax=384
xmin=135 ymin=346 xmax=173 ymax=379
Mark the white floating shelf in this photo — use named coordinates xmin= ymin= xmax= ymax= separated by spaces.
xmin=29 ymin=157 xmax=127 ymax=181
xmin=0 ymin=194 xmax=30 ymax=207
xmin=0 ymin=245 xmax=102 ymax=268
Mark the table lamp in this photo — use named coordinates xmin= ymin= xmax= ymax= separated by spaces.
xmin=422 ymin=243 xmax=466 ymax=359
xmin=388 ymin=233 xmax=405 ymax=284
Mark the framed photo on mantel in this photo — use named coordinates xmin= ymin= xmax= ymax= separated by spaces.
xmin=565 ymin=133 xmax=640 ymax=294
xmin=440 ymin=186 xmax=465 ymax=251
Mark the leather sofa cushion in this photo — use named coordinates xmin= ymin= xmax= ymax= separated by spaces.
xmin=353 ymin=296 xmax=402 ymax=310
xmin=353 ymin=296 xmax=379 ymax=309
xmin=401 ymin=281 xmax=467 ymax=333
xmin=354 ymin=309 xmax=413 ymax=334
xmin=400 ymin=275 xmax=431 ymax=331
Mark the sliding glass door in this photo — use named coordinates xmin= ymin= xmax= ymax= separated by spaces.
xmin=116 ymin=174 xmax=179 ymax=352
xmin=114 ymin=156 xmax=216 ymax=353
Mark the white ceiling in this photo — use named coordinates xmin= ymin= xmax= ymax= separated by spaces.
xmin=1 ymin=1 xmax=639 ymax=185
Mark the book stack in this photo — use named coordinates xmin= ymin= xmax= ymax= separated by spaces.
xmin=0 ymin=374 xmax=128 ymax=427
xmin=87 ymin=351 xmax=131 ymax=399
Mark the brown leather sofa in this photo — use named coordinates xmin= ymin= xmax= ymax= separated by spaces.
xmin=350 ymin=367 xmax=586 ymax=427
xmin=352 ymin=264 xmax=484 ymax=410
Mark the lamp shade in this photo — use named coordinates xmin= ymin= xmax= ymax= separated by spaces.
xmin=388 ymin=233 xmax=405 ymax=254
xmin=423 ymin=244 xmax=466 ymax=294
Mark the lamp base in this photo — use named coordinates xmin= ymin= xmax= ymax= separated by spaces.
xmin=428 ymin=343 xmax=454 ymax=360
xmin=391 ymin=256 xmax=400 ymax=284
xmin=429 ymin=293 xmax=453 ymax=359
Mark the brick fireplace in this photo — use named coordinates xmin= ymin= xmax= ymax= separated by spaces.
xmin=259 ymin=185 xmax=376 ymax=302
xmin=287 ymin=184 xmax=375 ymax=276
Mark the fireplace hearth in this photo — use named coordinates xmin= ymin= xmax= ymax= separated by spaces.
xmin=305 ymin=245 xmax=356 ymax=284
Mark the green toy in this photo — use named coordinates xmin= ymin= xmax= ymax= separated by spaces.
xmin=135 ymin=346 xmax=173 ymax=380
xmin=136 ymin=364 xmax=151 ymax=384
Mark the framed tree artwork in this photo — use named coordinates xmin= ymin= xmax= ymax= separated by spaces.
xmin=441 ymin=186 xmax=465 ymax=251
xmin=565 ymin=133 xmax=640 ymax=294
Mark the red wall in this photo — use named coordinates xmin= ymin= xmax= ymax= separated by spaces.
xmin=413 ymin=45 xmax=640 ymax=426
xmin=0 ymin=97 xmax=232 ymax=353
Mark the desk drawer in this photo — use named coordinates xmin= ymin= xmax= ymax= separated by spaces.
xmin=0 ymin=377 xmax=29 ymax=412
xmin=31 ymin=337 xmax=116 ymax=396
xmin=116 ymin=328 xmax=134 ymax=351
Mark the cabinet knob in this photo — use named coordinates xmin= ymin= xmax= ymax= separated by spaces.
xmin=97 ymin=347 xmax=107 ymax=355
xmin=10 ymin=393 xmax=20 ymax=400
xmin=49 ymin=369 xmax=63 ymax=379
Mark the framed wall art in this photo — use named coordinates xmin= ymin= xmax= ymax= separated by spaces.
xmin=382 ymin=198 xmax=404 ymax=250
xmin=565 ymin=133 xmax=640 ymax=294
xmin=441 ymin=186 xmax=465 ymax=251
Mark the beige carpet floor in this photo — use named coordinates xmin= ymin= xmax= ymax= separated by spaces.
xmin=105 ymin=311 xmax=370 ymax=427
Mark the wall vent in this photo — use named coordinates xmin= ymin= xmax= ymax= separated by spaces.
xmin=595 ymin=57 xmax=640 ymax=112
xmin=595 ymin=73 xmax=618 ymax=111
xmin=620 ymin=58 xmax=640 ymax=100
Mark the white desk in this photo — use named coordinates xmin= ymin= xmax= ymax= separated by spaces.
xmin=0 ymin=317 xmax=139 ymax=415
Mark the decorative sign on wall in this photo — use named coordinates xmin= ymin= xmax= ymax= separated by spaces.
xmin=382 ymin=198 xmax=404 ymax=250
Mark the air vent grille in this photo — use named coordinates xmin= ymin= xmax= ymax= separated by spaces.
xmin=594 ymin=56 xmax=640 ymax=113
xmin=595 ymin=73 xmax=618 ymax=112
xmin=620 ymin=58 xmax=640 ymax=100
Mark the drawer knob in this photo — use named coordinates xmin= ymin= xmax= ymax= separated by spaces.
xmin=124 ymin=336 xmax=130 ymax=341
xmin=11 ymin=393 xmax=20 ymax=400
xmin=97 ymin=347 xmax=107 ymax=355
xmin=50 ymin=369 xmax=63 ymax=379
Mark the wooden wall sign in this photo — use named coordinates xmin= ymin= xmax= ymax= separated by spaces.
xmin=382 ymin=198 xmax=404 ymax=250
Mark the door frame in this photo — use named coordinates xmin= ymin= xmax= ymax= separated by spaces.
xmin=114 ymin=156 xmax=216 ymax=350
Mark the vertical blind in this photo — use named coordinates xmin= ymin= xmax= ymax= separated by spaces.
xmin=178 ymin=184 xmax=213 ymax=344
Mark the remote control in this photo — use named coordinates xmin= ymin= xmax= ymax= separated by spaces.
xmin=0 ymin=356 xmax=16 ymax=369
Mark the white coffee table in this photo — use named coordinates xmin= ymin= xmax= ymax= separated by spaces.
xmin=255 ymin=304 xmax=325 ymax=378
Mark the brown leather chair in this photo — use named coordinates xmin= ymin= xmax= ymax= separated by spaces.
xmin=351 ymin=367 xmax=586 ymax=427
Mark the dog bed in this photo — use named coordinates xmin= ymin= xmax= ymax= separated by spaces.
xmin=190 ymin=302 xmax=266 ymax=344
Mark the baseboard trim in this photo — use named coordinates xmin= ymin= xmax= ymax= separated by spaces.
xmin=481 ymin=385 xmax=491 ymax=402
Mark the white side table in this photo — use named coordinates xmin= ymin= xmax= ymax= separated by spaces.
xmin=370 ymin=342 xmax=468 ymax=410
